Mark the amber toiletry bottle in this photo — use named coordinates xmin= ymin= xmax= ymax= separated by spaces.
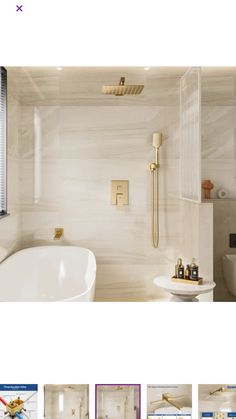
xmin=185 ymin=264 xmax=190 ymax=279
xmin=177 ymin=258 xmax=184 ymax=279
xmin=189 ymin=258 xmax=199 ymax=280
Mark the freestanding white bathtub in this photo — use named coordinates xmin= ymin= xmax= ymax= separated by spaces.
xmin=0 ymin=246 xmax=96 ymax=302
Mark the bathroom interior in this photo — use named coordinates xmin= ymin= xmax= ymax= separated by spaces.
xmin=147 ymin=384 xmax=192 ymax=416
xmin=198 ymin=385 xmax=236 ymax=416
xmin=44 ymin=384 xmax=89 ymax=419
xmin=1 ymin=65 xmax=236 ymax=301
xmin=96 ymin=385 xmax=140 ymax=419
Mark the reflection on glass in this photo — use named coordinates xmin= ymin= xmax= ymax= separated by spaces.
xmin=59 ymin=393 xmax=64 ymax=413
xmin=34 ymin=107 xmax=41 ymax=204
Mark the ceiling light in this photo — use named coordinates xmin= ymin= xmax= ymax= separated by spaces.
xmin=144 ymin=67 xmax=150 ymax=71
xmin=57 ymin=67 xmax=63 ymax=71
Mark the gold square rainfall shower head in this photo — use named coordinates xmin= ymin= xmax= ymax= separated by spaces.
xmin=102 ymin=77 xmax=144 ymax=96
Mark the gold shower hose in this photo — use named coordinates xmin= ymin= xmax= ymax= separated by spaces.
xmin=150 ymin=146 xmax=159 ymax=248
xmin=151 ymin=164 xmax=159 ymax=248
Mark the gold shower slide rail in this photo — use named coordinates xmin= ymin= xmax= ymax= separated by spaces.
xmin=149 ymin=133 xmax=162 ymax=248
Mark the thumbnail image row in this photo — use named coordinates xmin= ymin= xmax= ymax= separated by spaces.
xmin=0 ymin=384 xmax=236 ymax=419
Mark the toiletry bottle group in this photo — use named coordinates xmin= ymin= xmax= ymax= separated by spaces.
xmin=174 ymin=258 xmax=199 ymax=280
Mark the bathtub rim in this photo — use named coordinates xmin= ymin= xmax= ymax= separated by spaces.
xmin=0 ymin=245 xmax=97 ymax=302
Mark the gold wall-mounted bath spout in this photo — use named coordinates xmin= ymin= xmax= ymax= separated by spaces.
xmin=149 ymin=133 xmax=162 ymax=248
xmin=151 ymin=393 xmax=184 ymax=411
xmin=53 ymin=228 xmax=64 ymax=240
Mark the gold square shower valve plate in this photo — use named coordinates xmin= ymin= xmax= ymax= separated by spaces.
xmin=6 ymin=398 xmax=24 ymax=416
xmin=111 ymin=180 xmax=129 ymax=205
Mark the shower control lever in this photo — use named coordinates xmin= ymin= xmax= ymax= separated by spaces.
xmin=111 ymin=180 xmax=129 ymax=208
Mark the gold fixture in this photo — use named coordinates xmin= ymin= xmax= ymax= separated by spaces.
xmin=111 ymin=180 xmax=129 ymax=209
xmin=149 ymin=133 xmax=162 ymax=248
xmin=151 ymin=393 xmax=183 ymax=411
xmin=6 ymin=399 xmax=24 ymax=416
xmin=53 ymin=228 xmax=64 ymax=240
xmin=102 ymin=77 xmax=144 ymax=96
xmin=210 ymin=387 xmax=225 ymax=395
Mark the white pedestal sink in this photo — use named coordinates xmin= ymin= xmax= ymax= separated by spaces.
xmin=153 ymin=276 xmax=216 ymax=302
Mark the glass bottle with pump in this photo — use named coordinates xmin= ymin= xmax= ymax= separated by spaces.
xmin=189 ymin=258 xmax=199 ymax=280
xmin=175 ymin=258 xmax=184 ymax=279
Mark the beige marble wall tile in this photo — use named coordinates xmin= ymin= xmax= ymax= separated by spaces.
xmin=180 ymin=200 xmax=214 ymax=301
xmin=201 ymin=75 xmax=236 ymax=106
xmin=202 ymin=106 xmax=236 ymax=198
xmin=18 ymin=101 xmax=181 ymax=300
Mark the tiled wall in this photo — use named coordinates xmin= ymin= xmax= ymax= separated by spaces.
xmin=202 ymin=106 xmax=236 ymax=198
xmin=202 ymin=83 xmax=236 ymax=300
xmin=18 ymin=102 xmax=181 ymax=301
xmin=0 ymin=92 xmax=20 ymax=263
xmin=180 ymin=200 xmax=213 ymax=301
xmin=2 ymin=70 xmax=217 ymax=302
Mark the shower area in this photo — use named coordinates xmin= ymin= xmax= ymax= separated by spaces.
xmin=0 ymin=66 xmax=216 ymax=301
xmin=96 ymin=385 xmax=140 ymax=419
xmin=44 ymin=385 xmax=89 ymax=419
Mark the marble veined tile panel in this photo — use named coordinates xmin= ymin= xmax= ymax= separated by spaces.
xmin=20 ymin=160 xmax=61 ymax=205
xmin=95 ymin=263 xmax=170 ymax=301
xmin=145 ymin=76 xmax=180 ymax=106
xmin=202 ymin=106 xmax=235 ymax=159
xmin=202 ymin=75 xmax=236 ymax=106
xmin=19 ymin=106 xmax=60 ymax=159
xmin=9 ymin=67 xmax=181 ymax=107
xmin=59 ymin=128 xmax=148 ymax=160
xmin=17 ymin=97 xmax=181 ymax=299
xmin=0 ymin=214 xmax=20 ymax=262
xmin=59 ymin=106 xmax=162 ymax=129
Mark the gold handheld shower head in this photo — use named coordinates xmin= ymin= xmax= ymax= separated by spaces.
xmin=102 ymin=77 xmax=144 ymax=96
xmin=153 ymin=133 xmax=162 ymax=149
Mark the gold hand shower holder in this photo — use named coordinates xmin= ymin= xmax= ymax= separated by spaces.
xmin=149 ymin=133 xmax=162 ymax=248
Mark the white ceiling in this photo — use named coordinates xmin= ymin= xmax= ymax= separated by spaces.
xmin=6 ymin=66 xmax=236 ymax=106
xmin=7 ymin=66 xmax=187 ymax=106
